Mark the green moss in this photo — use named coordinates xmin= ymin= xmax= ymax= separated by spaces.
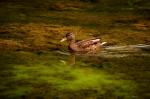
xmin=0 ymin=87 xmax=32 ymax=99
xmin=2 ymin=51 xmax=135 ymax=98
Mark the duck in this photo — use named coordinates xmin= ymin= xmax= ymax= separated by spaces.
xmin=60 ymin=33 xmax=107 ymax=53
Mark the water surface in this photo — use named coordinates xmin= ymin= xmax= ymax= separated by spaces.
xmin=0 ymin=44 xmax=150 ymax=99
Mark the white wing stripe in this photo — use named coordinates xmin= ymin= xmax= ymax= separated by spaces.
xmin=91 ymin=39 xmax=100 ymax=43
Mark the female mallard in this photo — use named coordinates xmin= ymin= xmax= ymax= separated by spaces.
xmin=60 ymin=33 xmax=107 ymax=53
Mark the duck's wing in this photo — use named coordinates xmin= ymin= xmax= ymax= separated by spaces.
xmin=76 ymin=38 xmax=101 ymax=48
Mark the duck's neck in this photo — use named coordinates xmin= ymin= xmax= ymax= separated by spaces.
xmin=68 ymin=39 xmax=77 ymax=52
xmin=69 ymin=39 xmax=75 ymax=44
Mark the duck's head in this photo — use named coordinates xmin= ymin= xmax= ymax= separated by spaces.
xmin=60 ymin=33 xmax=75 ymax=42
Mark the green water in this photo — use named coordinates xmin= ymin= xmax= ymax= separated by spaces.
xmin=0 ymin=46 xmax=150 ymax=99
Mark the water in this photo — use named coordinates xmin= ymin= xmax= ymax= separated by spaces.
xmin=57 ymin=44 xmax=150 ymax=58
xmin=54 ymin=44 xmax=150 ymax=99
xmin=102 ymin=44 xmax=150 ymax=57
xmin=0 ymin=44 xmax=150 ymax=99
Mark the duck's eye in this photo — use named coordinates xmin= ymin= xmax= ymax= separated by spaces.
xmin=66 ymin=33 xmax=72 ymax=37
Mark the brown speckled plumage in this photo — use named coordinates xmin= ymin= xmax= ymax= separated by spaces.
xmin=61 ymin=33 xmax=106 ymax=53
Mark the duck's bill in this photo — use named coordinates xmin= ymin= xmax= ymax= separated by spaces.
xmin=60 ymin=37 xmax=67 ymax=42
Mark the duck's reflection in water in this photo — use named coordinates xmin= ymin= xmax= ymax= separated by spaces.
xmin=67 ymin=51 xmax=100 ymax=65
xmin=67 ymin=52 xmax=76 ymax=65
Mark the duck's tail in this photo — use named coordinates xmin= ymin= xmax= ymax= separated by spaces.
xmin=100 ymin=42 xmax=107 ymax=46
